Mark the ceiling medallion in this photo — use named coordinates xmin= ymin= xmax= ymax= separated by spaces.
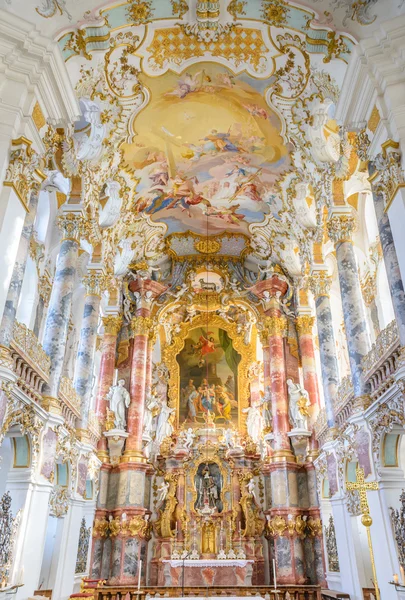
xmin=194 ymin=238 xmax=221 ymax=254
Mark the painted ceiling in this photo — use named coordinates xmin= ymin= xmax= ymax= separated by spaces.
xmin=2 ymin=0 xmax=396 ymax=278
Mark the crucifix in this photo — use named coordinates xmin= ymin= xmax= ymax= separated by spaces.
xmin=346 ymin=466 xmax=380 ymax=600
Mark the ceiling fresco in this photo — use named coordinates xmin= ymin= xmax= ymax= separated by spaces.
xmin=122 ymin=63 xmax=291 ymax=236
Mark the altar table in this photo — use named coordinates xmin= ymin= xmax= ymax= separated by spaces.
xmin=160 ymin=560 xmax=254 ymax=587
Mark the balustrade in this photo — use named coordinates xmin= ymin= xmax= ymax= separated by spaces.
xmin=10 ymin=320 xmax=50 ymax=401
xmin=58 ymin=376 xmax=82 ymax=427
xmin=91 ymin=586 xmax=322 ymax=600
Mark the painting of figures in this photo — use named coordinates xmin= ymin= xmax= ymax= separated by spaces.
xmin=122 ymin=62 xmax=291 ymax=236
xmin=177 ymin=327 xmax=240 ymax=426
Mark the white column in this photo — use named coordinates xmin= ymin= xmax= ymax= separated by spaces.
xmin=368 ymin=467 xmax=405 ymax=600
xmin=330 ymin=496 xmax=364 ymax=600
xmin=51 ymin=499 xmax=85 ymax=600
xmin=7 ymin=473 xmax=53 ymax=600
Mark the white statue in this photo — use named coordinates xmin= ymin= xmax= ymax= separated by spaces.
xmin=182 ymin=427 xmax=196 ymax=449
xmin=123 ymin=293 xmax=132 ymax=323
xmin=155 ymin=397 xmax=175 ymax=445
xmin=258 ymin=259 xmax=274 ymax=279
xmin=157 ymin=480 xmax=170 ymax=504
xmin=223 ymin=428 xmax=235 ymax=449
xmin=106 ymin=379 xmax=130 ymax=430
xmin=143 ymin=390 xmax=159 ymax=440
xmin=166 ymin=283 xmax=191 ymax=302
xmin=242 ymin=402 xmax=263 ymax=443
xmin=262 ymin=386 xmax=272 ymax=430
xmin=246 ymin=479 xmax=256 ymax=502
xmin=287 ymin=378 xmax=310 ymax=430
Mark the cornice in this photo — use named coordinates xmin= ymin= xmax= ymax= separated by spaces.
xmin=0 ymin=9 xmax=80 ymax=127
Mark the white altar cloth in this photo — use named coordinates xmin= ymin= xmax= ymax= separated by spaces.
xmin=162 ymin=559 xmax=253 ymax=568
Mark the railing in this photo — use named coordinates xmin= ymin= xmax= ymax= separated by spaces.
xmin=333 ymin=375 xmax=354 ymax=428
xmin=10 ymin=320 xmax=50 ymax=401
xmin=92 ymin=586 xmax=322 ymax=600
xmin=361 ymin=320 xmax=400 ymax=400
xmin=88 ymin=409 xmax=102 ymax=444
xmin=59 ymin=376 xmax=81 ymax=427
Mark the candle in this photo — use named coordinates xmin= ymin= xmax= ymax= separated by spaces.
xmin=18 ymin=566 xmax=24 ymax=585
xmin=401 ymin=565 xmax=405 ymax=585
xmin=273 ymin=558 xmax=277 ymax=590
xmin=175 ymin=523 xmax=178 ymax=538
xmin=393 ymin=574 xmax=399 ymax=584
xmin=137 ymin=559 xmax=142 ymax=591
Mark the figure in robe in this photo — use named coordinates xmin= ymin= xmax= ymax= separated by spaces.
xmin=155 ymin=397 xmax=176 ymax=444
xmin=106 ymin=380 xmax=130 ymax=430
xmin=196 ymin=465 xmax=219 ymax=511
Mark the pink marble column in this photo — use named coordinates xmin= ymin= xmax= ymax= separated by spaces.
xmin=126 ymin=316 xmax=150 ymax=458
xmin=96 ymin=314 xmax=122 ymax=458
xmin=296 ymin=315 xmax=321 ymax=415
xmin=267 ymin=312 xmax=290 ymax=453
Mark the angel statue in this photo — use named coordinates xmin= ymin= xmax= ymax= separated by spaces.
xmin=181 ymin=427 xmax=196 ymax=450
xmin=287 ymin=379 xmax=310 ymax=430
xmin=106 ymin=379 xmax=131 ymax=430
xmin=143 ymin=389 xmax=159 ymax=440
xmin=157 ymin=480 xmax=170 ymax=505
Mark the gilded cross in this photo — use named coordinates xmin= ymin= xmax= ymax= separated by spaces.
xmin=346 ymin=466 xmax=380 ymax=600
xmin=346 ymin=466 xmax=379 ymax=516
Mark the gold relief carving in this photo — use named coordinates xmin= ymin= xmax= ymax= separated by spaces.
xmin=131 ymin=316 xmax=153 ymax=336
xmin=238 ymin=472 xmax=265 ymax=537
xmin=267 ymin=515 xmax=287 ymax=537
xmin=194 ymin=238 xmax=221 ymax=254
xmin=261 ymin=0 xmax=289 ymax=25
xmin=126 ymin=515 xmax=152 ymax=540
xmin=154 ymin=473 xmax=178 ymax=538
xmin=32 ymin=102 xmax=46 ymax=130
xmin=227 ymin=0 xmax=246 ymax=19
xmin=147 ymin=26 xmax=268 ymax=71
xmin=102 ymin=315 xmax=122 ymax=335
xmin=162 ymin=313 xmax=254 ymax=431
xmin=4 ymin=137 xmax=45 ymax=212
xmin=127 ymin=0 xmax=154 ymax=24
xmin=0 ymin=346 xmax=14 ymax=370
xmin=306 ymin=517 xmax=322 ymax=537
xmin=368 ymin=105 xmax=381 ymax=134
xmin=327 ymin=214 xmax=357 ymax=244
xmin=58 ymin=376 xmax=81 ymax=414
xmin=93 ymin=518 xmax=109 ymax=537
xmin=361 ymin=272 xmax=377 ymax=306
xmin=296 ymin=316 xmax=315 ymax=335
xmin=108 ymin=517 xmax=121 ymax=537
xmin=171 ymin=0 xmax=189 ymax=17
xmin=263 ymin=315 xmax=287 ymax=337
xmin=63 ymin=30 xmax=92 ymax=60
xmin=332 ymin=179 xmax=345 ymax=206
xmin=308 ymin=271 xmax=332 ymax=299
xmin=372 ymin=143 xmax=405 ymax=212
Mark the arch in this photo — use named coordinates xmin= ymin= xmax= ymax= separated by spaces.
xmin=162 ymin=313 xmax=255 ymax=431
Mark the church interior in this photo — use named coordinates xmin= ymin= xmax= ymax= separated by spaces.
xmin=1 ymin=1 xmax=405 ymax=599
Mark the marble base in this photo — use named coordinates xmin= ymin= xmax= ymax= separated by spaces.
xmin=160 ymin=560 xmax=254 ymax=587
xmin=104 ymin=429 xmax=128 ymax=466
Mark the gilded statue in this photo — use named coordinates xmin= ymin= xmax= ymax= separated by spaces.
xmin=202 ymin=521 xmax=216 ymax=554
xmin=154 ymin=473 xmax=179 ymax=538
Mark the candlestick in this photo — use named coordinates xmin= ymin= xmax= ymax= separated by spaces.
xmin=273 ymin=558 xmax=277 ymax=590
xmin=394 ymin=574 xmax=399 ymax=584
xmin=401 ymin=565 xmax=405 ymax=586
xmin=137 ymin=559 xmax=142 ymax=591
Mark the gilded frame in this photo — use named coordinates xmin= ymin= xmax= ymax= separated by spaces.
xmin=162 ymin=313 xmax=255 ymax=433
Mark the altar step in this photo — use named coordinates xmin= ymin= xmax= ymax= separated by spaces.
xmin=80 ymin=584 xmax=323 ymax=600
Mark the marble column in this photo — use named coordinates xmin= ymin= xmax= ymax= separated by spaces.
xmin=125 ymin=315 xmax=151 ymax=459
xmin=309 ymin=270 xmax=339 ymax=428
xmin=369 ymin=160 xmax=405 ymax=346
xmin=296 ymin=314 xmax=321 ymax=416
xmin=327 ymin=210 xmax=371 ymax=405
xmin=0 ymin=186 xmax=40 ymax=350
xmin=73 ymin=271 xmax=105 ymax=432
xmin=42 ymin=210 xmax=83 ymax=411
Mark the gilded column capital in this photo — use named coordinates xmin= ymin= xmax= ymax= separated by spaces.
xmin=3 ymin=137 xmax=45 ymax=211
xmin=327 ymin=214 xmax=357 ymax=244
xmin=57 ymin=212 xmax=84 ymax=242
xmin=82 ymin=272 xmax=108 ymax=297
xmin=102 ymin=315 xmax=122 ymax=335
xmin=369 ymin=142 xmax=405 ymax=210
xmin=308 ymin=271 xmax=332 ymax=299
xmin=296 ymin=315 xmax=315 ymax=335
xmin=263 ymin=315 xmax=287 ymax=337
xmin=131 ymin=315 xmax=153 ymax=336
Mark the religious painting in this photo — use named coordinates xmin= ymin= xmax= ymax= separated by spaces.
xmin=194 ymin=462 xmax=223 ymax=514
xmin=122 ymin=62 xmax=290 ymax=236
xmin=177 ymin=327 xmax=240 ymax=426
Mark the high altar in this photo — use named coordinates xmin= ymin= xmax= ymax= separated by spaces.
xmin=91 ymin=262 xmax=324 ymax=590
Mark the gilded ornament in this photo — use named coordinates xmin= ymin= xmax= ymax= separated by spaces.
xmin=108 ymin=517 xmax=121 ymax=537
xmin=306 ymin=517 xmax=322 ymax=537
xmin=327 ymin=214 xmax=357 ymax=244
xmin=75 ymin=518 xmax=91 ymax=574
xmin=126 ymin=0 xmax=153 ymax=24
xmin=267 ymin=515 xmax=287 ymax=537
xmin=368 ymin=106 xmax=380 ymax=134
xmin=83 ymin=272 xmax=108 ymax=297
xmin=93 ymin=518 xmax=109 ymax=537
xmin=227 ymin=0 xmax=246 ymax=19
xmin=295 ymin=315 xmax=315 ymax=335
xmin=102 ymin=315 xmax=122 ymax=336
xmin=261 ymin=0 xmax=289 ymax=25
xmin=32 ymin=102 xmax=46 ymax=131
xmin=324 ymin=515 xmax=340 ymax=572
xmin=57 ymin=213 xmax=84 ymax=242
xmin=63 ymin=30 xmax=92 ymax=60
xmin=308 ymin=271 xmax=332 ymax=299
xmin=171 ymin=0 xmax=188 ymax=17
xmin=131 ymin=316 xmax=153 ymax=336
xmin=263 ymin=315 xmax=287 ymax=337
xmin=3 ymin=138 xmax=45 ymax=212
xmin=49 ymin=486 xmax=71 ymax=518
xmin=194 ymin=238 xmax=221 ymax=255
xmin=127 ymin=515 xmax=152 ymax=540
